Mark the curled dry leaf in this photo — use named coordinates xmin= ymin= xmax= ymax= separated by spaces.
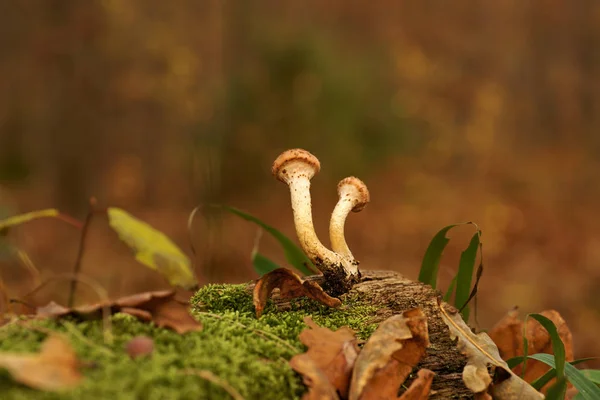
xmin=437 ymin=300 xmax=543 ymax=399
xmin=398 ymin=368 xmax=435 ymax=400
xmin=36 ymin=290 xmax=202 ymax=334
xmin=253 ymin=268 xmax=341 ymax=318
xmin=488 ymin=308 xmax=574 ymax=390
xmin=349 ymin=308 xmax=429 ymax=400
xmin=289 ymin=353 xmax=340 ymax=400
xmin=0 ymin=335 xmax=81 ymax=391
xmin=290 ymin=317 xmax=359 ymax=399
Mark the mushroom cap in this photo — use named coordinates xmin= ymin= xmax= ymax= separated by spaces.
xmin=272 ymin=148 xmax=321 ymax=183
xmin=337 ymin=176 xmax=370 ymax=212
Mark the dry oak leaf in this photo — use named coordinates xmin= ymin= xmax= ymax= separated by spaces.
xmin=253 ymin=268 xmax=341 ymax=318
xmin=36 ymin=290 xmax=202 ymax=334
xmin=437 ymin=300 xmax=543 ymax=399
xmin=0 ymin=335 xmax=82 ymax=391
xmin=349 ymin=308 xmax=429 ymax=400
xmin=289 ymin=352 xmax=340 ymax=400
xmin=488 ymin=308 xmax=574 ymax=391
xmin=290 ymin=317 xmax=359 ymax=399
xmin=398 ymin=368 xmax=435 ymax=400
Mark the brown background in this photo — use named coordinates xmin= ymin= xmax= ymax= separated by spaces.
xmin=1 ymin=1 xmax=599 ymax=367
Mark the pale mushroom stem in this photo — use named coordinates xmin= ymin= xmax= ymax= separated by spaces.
xmin=329 ymin=194 xmax=355 ymax=259
xmin=287 ymin=176 xmax=336 ymax=265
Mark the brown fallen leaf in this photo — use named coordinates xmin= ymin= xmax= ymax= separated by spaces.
xmin=398 ymin=368 xmax=435 ymax=400
xmin=0 ymin=335 xmax=82 ymax=391
xmin=437 ymin=300 xmax=543 ymax=399
xmin=289 ymin=351 xmax=340 ymax=400
xmin=290 ymin=317 xmax=359 ymax=399
xmin=36 ymin=290 xmax=202 ymax=334
xmin=349 ymin=308 xmax=429 ymax=400
xmin=488 ymin=308 xmax=574 ymax=389
xmin=253 ymin=268 xmax=341 ymax=318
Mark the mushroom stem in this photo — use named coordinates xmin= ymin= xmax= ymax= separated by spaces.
xmin=330 ymin=196 xmax=355 ymax=258
xmin=272 ymin=149 xmax=359 ymax=279
xmin=287 ymin=175 xmax=333 ymax=264
xmin=329 ymin=177 xmax=370 ymax=259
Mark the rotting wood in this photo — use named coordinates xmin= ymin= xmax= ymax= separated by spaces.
xmin=256 ymin=269 xmax=474 ymax=399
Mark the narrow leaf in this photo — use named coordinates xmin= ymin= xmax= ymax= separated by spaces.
xmin=531 ymin=358 xmax=596 ymax=390
xmin=544 ymin=377 xmax=567 ymax=400
xmin=527 ymin=314 xmax=567 ymax=380
xmin=418 ymin=224 xmax=458 ymax=288
xmin=459 ymin=261 xmax=483 ymax=317
xmin=581 ymin=369 xmax=600 ymax=385
xmin=528 ymin=353 xmax=600 ymax=400
xmin=443 ymin=276 xmax=457 ymax=302
xmin=455 ymin=232 xmax=480 ymax=321
xmin=252 ymin=252 xmax=281 ymax=276
xmin=107 ymin=208 xmax=197 ymax=289
xmin=0 ymin=209 xmax=59 ymax=230
xmin=220 ymin=206 xmax=317 ymax=276
xmin=250 ymin=229 xmax=282 ymax=276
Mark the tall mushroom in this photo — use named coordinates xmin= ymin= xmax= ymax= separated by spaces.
xmin=329 ymin=176 xmax=370 ymax=259
xmin=272 ymin=149 xmax=360 ymax=293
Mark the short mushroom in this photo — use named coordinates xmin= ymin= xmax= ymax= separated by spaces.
xmin=272 ymin=149 xmax=359 ymax=283
xmin=329 ymin=176 xmax=370 ymax=259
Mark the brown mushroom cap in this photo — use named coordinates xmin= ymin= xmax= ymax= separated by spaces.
xmin=337 ymin=176 xmax=370 ymax=212
xmin=272 ymin=148 xmax=321 ymax=183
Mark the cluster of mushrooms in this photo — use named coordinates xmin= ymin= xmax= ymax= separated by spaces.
xmin=272 ymin=149 xmax=370 ymax=294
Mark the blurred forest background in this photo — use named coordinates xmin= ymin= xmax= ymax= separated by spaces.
xmin=1 ymin=1 xmax=600 ymax=365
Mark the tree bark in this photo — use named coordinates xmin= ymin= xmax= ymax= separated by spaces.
xmin=270 ymin=269 xmax=474 ymax=399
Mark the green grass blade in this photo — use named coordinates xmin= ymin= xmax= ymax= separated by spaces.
xmin=531 ymin=359 xmax=595 ymax=390
xmin=455 ymin=232 xmax=480 ymax=321
xmin=544 ymin=378 xmax=567 ymax=400
xmin=527 ymin=314 xmax=567 ymax=379
xmin=418 ymin=224 xmax=459 ymax=289
xmin=507 ymin=356 xmax=525 ymax=369
xmin=581 ymin=369 xmax=600 ymax=385
xmin=529 ymin=353 xmax=600 ymax=399
xmin=221 ymin=206 xmax=317 ymax=276
xmin=443 ymin=276 xmax=457 ymax=302
xmin=252 ymin=252 xmax=282 ymax=276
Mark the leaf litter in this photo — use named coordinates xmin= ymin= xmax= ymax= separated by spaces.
xmin=0 ymin=334 xmax=82 ymax=391
xmin=349 ymin=308 xmax=429 ymax=400
xmin=437 ymin=299 xmax=543 ymax=399
xmin=253 ymin=268 xmax=341 ymax=318
xmin=36 ymin=289 xmax=202 ymax=334
xmin=290 ymin=317 xmax=359 ymax=399
xmin=290 ymin=310 xmax=432 ymax=400
xmin=488 ymin=308 xmax=574 ymax=391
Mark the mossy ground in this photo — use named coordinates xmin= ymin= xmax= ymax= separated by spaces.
xmin=0 ymin=283 xmax=380 ymax=399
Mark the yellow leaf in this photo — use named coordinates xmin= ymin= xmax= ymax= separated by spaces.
xmin=107 ymin=207 xmax=197 ymax=289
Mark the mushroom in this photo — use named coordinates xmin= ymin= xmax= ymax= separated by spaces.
xmin=329 ymin=176 xmax=370 ymax=259
xmin=272 ymin=149 xmax=359 ymax=281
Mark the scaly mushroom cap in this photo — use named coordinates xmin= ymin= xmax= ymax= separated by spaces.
xmin=272 ymin=148 xmax=321 ymax=184
xmin=337 ymin=176 xmax=370 ymax=212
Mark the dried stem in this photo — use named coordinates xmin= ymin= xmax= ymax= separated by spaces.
xmin=68 ymin=197 xmax=98 ymax=308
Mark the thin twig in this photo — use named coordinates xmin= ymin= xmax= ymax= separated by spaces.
xmin=68 ymin=197 xmax=98 ymax=308
xmin=18 ymin=272 xmax=113 ymax=344
xmin=55 ymin=213 xmax=84 ymax=229
xmin=181 ymin=369 xmax=245 ymax=400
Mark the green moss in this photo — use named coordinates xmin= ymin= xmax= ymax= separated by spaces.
xmin=0 ymin=283 xmax=380 ymax=399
